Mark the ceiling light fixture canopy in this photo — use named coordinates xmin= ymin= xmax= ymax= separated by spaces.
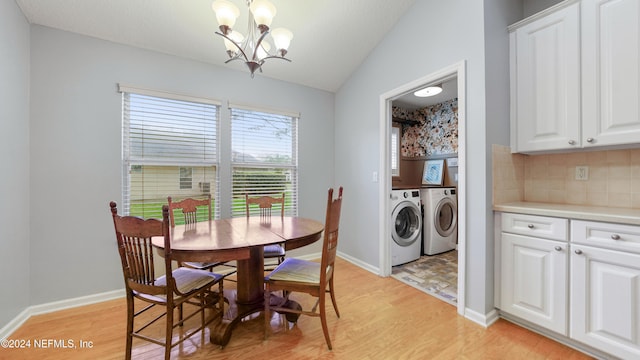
xmin=211 ymin=0 xmax=293 ymax=77
xmin=414 ymin=85 xmax=443 ymax=97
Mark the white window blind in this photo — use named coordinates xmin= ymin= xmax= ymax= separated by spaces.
xmin=391 ymin=126 xmax=400 ymax=177
xmin=122 ymin=91 xmax=219 ymax=221
xmin=230 ymin=106 xmax=298 ymax=217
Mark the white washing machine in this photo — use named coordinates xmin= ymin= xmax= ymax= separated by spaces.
xmin=421 ymin=187 xmax=457 ymax=255
xmin=390 ymin=189 xmax=422 ymax=266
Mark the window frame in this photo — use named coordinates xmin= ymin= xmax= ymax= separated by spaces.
xmin=119 ymin=85 xmax=221 ymax=219
xmin=391 ymin=124 xmax=401 ymax=178
xmin=229 ymin=104 xmax=299 ymax=218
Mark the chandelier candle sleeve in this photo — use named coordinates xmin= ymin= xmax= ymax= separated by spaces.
xmin=211 ymin=0 xmax=293 ymax=77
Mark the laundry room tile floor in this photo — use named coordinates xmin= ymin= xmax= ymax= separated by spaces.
xmin=391 ymin=250 xmax=458 ymax=306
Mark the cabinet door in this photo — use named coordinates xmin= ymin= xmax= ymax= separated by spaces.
xmin=571 ymin=245 xmax=640 ymax=359
xmin=512 ymin=3 xmax=581 ymax=152
xmin=501 ymin=233 xmax=568 ymax=334
xmin=582 ymin=0 xmax=640 ymax=147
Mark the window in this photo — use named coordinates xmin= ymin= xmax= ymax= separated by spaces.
xmin=179 ymin=167 xmax=193 ymax=189
xmin=391 ymin=125 xmax=401 ymax=177
xmin=120 ymin=86 xmax=219 ymax=220
xmin=230 ymin=105 xmax=298 ymax=217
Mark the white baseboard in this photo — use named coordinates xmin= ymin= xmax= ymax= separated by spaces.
xmin=337 ymin=251 xmax=380 ymax=275
xmin=0 ymin=308 xmax=31 ymax=341
xmin=295 ymin=252 xmax=321 ymax=261
xmin=295 ymin=252 xmax=380 ymax=275
xmin=464 ymin=307 xmax=500 ymax=328
xmin=0 ymin=289 xmax=124 ymax=340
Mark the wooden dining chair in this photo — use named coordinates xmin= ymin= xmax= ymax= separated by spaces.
xmin=264 ymin=187 xmax=343 ymax=350
xmin=245 ymin=192 xmax=286 ymax=270
xmin=109 ymin=202 xmax=224 ymax=360
xmin=168 ymin=195 xmax=236 ymax=277
xmin=167 ymin=195 xmax=212 ymax=228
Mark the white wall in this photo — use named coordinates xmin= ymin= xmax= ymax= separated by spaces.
xmin=484 ymin=0 xmax=523 ymax=311
xmin=333 ymin=0 xmax=518 ymax=316
xmin=0 ymin=0 xmax=30 ymax=327
xmin=26 ymin=26 xmax=334 ymax=305
xmin=523 ymin=0 xmax=564 ymax=17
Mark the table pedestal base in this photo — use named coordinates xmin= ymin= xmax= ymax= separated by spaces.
xmin=208 ymin=247 xmax=303 ymax=347
xmin=209 ymin=289 xmax=262 ymax=347
xmin=209 ymin=289 xmax=302 ymax=347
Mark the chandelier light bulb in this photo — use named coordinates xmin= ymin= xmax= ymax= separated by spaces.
xmin=256 ymin=41 xmax=271 ymax=60
xmin=271 ymin=28 xmax=293 ymax=55
xmin=223 ymin=31 xmax=244 ymax=55
xmin=249 ymin=0 xmax=276 ymax=31
xmin=211 ymin=0 xmax=240 ymax=34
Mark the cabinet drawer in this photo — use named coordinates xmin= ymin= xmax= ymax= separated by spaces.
xmin=501 ymin=213 xmax=568 ymax=241
xmin=571 ymin=220 xmax=640 ymax=254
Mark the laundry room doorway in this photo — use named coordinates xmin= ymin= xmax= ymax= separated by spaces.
xmin=378 ymin=61 xmax=466 ymax=316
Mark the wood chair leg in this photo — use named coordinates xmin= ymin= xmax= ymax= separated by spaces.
xmin=200 ymin=294 xmax=206 ymax=332
xmin=125 ymin=296 xmax=134 ymax=360
xmin=264 ymin=284 xmax=271 ymax=340
xmin=329 ymin=276 xmax=340 ymax=318
xmin=319 ymin=295 xmax=332 ymax=350
xmin=218 ymin=281 xmax=224 ymax=312
xmin=165 ymin=304 xmax=173 ymax=360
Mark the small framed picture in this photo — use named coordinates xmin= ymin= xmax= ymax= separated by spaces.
xmin=422 ymin=159 xmax=445 ymax=186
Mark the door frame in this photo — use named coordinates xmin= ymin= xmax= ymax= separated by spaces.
xmin=378 ymin=61 xmax=466 ymax=316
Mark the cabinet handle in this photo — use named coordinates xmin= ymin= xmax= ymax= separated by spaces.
xmin=554 ymin=246 xmax=562 ymax=251
xmin=586 ymin=137 xmax=594 ymax=143
xmin=527 ymin=224 xmax=534 ymax=229
xmin=575 ymin=249 xmax=583 ymax=255
xmin=611 ymin=234 xmax=621 ymax=240
xmin=568 ymin=140 xmax=576 ymax=145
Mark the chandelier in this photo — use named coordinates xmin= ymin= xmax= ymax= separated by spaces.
xmin=211 ymin=0 xmax=293 ymax=77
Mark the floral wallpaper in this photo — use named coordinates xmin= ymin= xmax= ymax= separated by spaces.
xmin=392 ymin=98 xmax=458 ymax=157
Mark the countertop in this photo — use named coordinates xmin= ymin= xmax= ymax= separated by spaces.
xmin=494 ymin=202 xmax=640 ymax=226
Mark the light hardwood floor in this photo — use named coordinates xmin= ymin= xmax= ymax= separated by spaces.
xmin=4 ymin=258 xmax=593 ymax=359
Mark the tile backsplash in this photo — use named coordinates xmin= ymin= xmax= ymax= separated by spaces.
xmin=492 ymin=144 xmax=640 ymax=209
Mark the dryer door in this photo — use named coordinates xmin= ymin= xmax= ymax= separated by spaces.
xmin=391 ymin=201 xmax=422 ymax=246
xmin=433 ymin=197 xmax=457 ymax=237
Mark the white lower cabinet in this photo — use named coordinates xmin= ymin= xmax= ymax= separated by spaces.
xmin=498 ymin=213 xmax=640 ymax=358
xmin=501 ymin=233 xmax=568 ymax=334
xmin=570 ymin=244 xmax=640 ymax=360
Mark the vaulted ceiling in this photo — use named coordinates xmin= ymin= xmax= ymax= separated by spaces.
xmin=16 ymin=0 xmax=418 ymax=92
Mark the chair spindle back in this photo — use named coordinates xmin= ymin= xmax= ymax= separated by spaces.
xmin=245 ymin=192 xmax=285 ymax=219
xmin=167 ymin=195 xmax=212 ymax=228
xmin=320 ymin=187 xmax=343 ymax=286
xmin=110 ymin=202 xmax=171 ymax=295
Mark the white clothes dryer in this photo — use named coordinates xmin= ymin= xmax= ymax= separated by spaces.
xmin=390 ymin=189 xmax=422 ymax=266
xmin=421 ymin=187 xmax=457 ymax=255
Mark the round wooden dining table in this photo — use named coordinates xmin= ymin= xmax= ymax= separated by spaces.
xmin=152 ymin=216 xmax=324 ymax=347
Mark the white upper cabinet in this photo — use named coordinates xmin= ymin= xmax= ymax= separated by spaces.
xmin=581 ymin=0 xmax=640 ymax=147
xmin=510 ymin=0 xmax=640 ymax=153
xmin=510 ymin=2 xmax=580 ymax=153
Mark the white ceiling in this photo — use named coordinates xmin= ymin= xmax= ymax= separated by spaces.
xmin=393 ymin=78 xmax=459 ymax=110
xmin=16 ymin=0 xmax=417 ymax=92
